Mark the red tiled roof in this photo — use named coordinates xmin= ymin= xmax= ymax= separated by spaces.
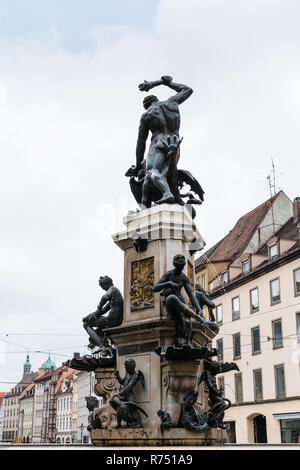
xmin=195 ymin=237 xmax=225 ymax=268
xmin=66 ymin=371 xmax=74 ymax=380
xmin=19 ymin=382 xmax=35 ymax=400
xmin=0 ymin=392 xmax=6 ymax=407
xmin=208 ymin=192 xmax=281 ymax=264
xmin=34 ymin=369 xmax=56 ymax=382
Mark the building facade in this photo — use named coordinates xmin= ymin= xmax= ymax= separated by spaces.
xmin=72 ymin=371 xmax=78 ymax=442
xmin=196 ymin=193 xmax=300 ymax=443
xmin=0 ymin=393 xmax=6 ymax=439
xmin=76 ymin=371 xmax=97 ymax=443
xmin=32 ymin=356 xmax=56 ymax=443
xmin=19 ymin=385 xmax=35 ymax=442
xmin=196 ymin=191 xmax=293 ymax=294
xmin=55 ymin=371 xmax=74 ymax=444
xmin=2 ymin=356 xmax=37 ymax=441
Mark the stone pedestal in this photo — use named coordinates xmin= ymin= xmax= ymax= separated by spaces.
xmin=91 ymin=204 xmax=225 ymax=446
xmin=112 ymin=204 xmax=205 ymax=325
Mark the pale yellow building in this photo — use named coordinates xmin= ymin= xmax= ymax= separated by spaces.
xmin=19 ymin=384 xmax=35 ymax=442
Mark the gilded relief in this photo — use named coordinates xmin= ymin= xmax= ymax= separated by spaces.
xmin=130 ymin=257 xmax=154 ymax=311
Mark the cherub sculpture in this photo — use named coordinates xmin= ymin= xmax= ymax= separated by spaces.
xmin=157 ymin=409 xmax=172 ymax=430
xmin=195 ymin=283 xmax=219 ymax=334
xmin=110 ymin=358 xmax=148 ymax=428
xmin=109 ymin=395 xmax=148 ymax=428
xmin=178 ymin=390 xmax=210 ymax=432
xmin=85 ymin=396 xmax=101 ymax=431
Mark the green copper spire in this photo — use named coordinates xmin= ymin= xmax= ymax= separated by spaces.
xmin=23 ymin=354 xmax=31 ymax=376
xmin=41 ymin=355 xmax=56 ymax=371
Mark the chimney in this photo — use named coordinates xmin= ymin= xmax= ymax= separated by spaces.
xmin=293 ymin=197 xmax=300 ymax=222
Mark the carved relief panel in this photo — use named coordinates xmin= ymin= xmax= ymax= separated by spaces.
xmin=130 ymin=257 xmax=154 ymax=312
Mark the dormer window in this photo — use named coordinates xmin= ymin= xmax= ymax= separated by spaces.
xmin=270 ymin=243 xmax=278 ymax=260
xmin=242 ymin=259 xmax=250 ymax=274
xmin=221 ymin=271 xmax=228 ymax=284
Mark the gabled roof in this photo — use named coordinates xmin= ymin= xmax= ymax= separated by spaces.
xmin=195 ymin=237 xmax=225 ymax=269
xmin=34 ymin=368 xmax=56 ymax=383
xmin=19 ymin=382 xmax=35 ymax=400
xmin=5 ymin=372 xmax=39 ymax=398
xmin=204 ymin=192 xmax=281 ymax=264
xmin=276 ymin=215 xmax=300 ymax=240
xmin=257 ymin=213 xmax=300 ymax=256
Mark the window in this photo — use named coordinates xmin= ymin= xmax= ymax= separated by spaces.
xmin=218 ymin=377 xmax=225 ymax=397
xmin=275 ymin=364 xmax=286 ymax=398
xmin=233 ymin=333 xmax=241 ymax=359
xmin=234 ymin=373 xmax=243 ymax=403
xmin=272 ymin=319 xmax=283 ymax=349
xmin=280 ymin=419 xmax=300 ymax=443
xmin=216 ymin=338 xmax=223 ymax=362
xmin=221 ymin=271 xmax=228 ymax=284
xmin=270 ymin=243 xmax=278 ymax=260
xmin=216 ymin=304 xmax=223 ymax=324
xmin=253 ymin=369 xmax=263 ymax=400
xmin=242 ymin=259 xmax=250 ymax=274
xmin=251 ymin=326 xmax=261 ymax=354
xmin=294 ymin=268 xmax=300 ymax=296
xmin=270 ymin=278 xmax=280 ymax=304
xmin=232 ymin=297 xmax=240 ymax=320
xmin=296 ymin=313 xmax=300 ymax=343
xmin=250 ymin=287 xmax=259 ymax=312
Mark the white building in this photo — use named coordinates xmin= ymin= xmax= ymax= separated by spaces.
xmin=76 ymin=371 xmax=98 ymax=443
xmin=202 ymin=195 xmax=300 ymax=443
xmin=72 ymin=371 xmax=78 ymax=442
xmin=55 ymin=372 xmax=74 ymax=444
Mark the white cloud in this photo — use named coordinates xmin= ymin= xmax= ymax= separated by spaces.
xmin=1 ymin=0 xmax=300 ymax=388
xmin=0 ymin=80 xmax=7 ymax=105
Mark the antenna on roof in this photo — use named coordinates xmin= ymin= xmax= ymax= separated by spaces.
xmin=267 ymin=157 xmax=276 ymax=235
xmin=267 ymin=157 xmax=276 ymax=197
xmin=271 ymin=156 xmax=276 ymax=194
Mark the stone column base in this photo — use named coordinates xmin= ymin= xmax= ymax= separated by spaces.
xmin=91 ymin=427 xmax=226 ymax=446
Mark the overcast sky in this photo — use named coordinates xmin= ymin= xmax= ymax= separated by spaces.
xmin=0 ymin=0 xmax=299 ymax=391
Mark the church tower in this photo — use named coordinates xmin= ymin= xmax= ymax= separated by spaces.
xmin=23 ymin=354 xmax=31 ymax=376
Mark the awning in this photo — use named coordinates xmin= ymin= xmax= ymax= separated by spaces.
xmin=273 ymin=412 xmax=300 ymax=420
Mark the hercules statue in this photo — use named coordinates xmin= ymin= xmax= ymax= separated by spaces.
xmin=126 ymin=76 xmax=204 ymax=211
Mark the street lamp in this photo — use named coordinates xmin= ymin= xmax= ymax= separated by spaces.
xmin=79 ymin=423 xmax=84 ymax=444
